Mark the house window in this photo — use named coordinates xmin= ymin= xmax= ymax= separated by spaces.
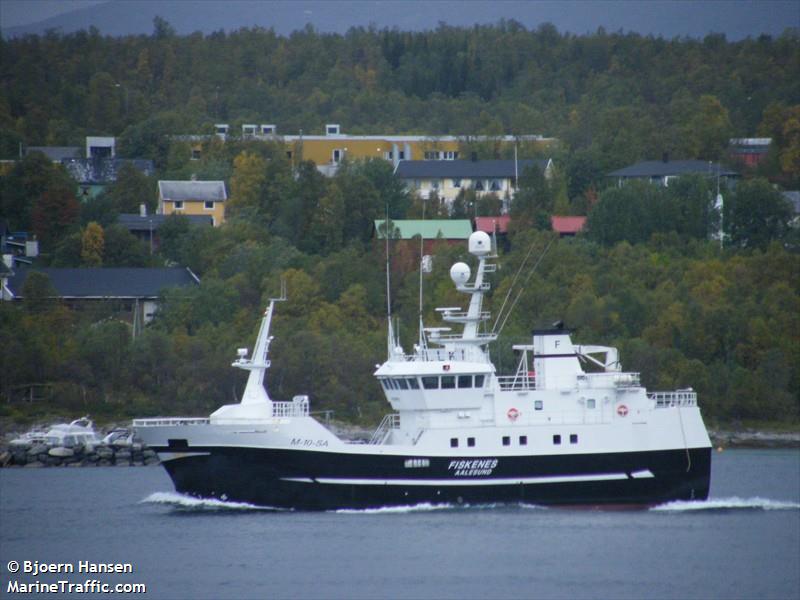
xmin=441 ymin=376 xmax=455 ymax=389
xmin=444 ymin=151 xmax=458 ymax=160
xmin=467 ymin=437 xmax=475 ymax=447
xmin=431 ymin=180 xmax=440 ymax=190
xmin=475 ymin=180 xmax=485 ymax=191
xmin=398 ymin=150 xmax=406 ymax=160
xmin=452 ymin=179 xmax=462 ymax=188
xmin=490 ymin=179 xmax=502 ymax=191
xmin=519 ymin=435 xmax=528 ymax=446
xmin=422 ymin=376 xmax=439 ymax=389
xmin=457 ymin=375 xmax=472 ymax=388
xmin=502 ymin=436 xmax=510 ymax=446
xmin=173 ymin=201 xmax=184 ymax=210
xmin=326 ymin=124 xmax=340 ymax=135
xmin=570 ymin=434 xmax=578 ymax=444
xmin=332 ymin=149 xmax=343 ymax=163
xmin=424 ymin=151 xmax=442 ymax=160
xmin=286 ymin=151 xmax=293 ymax=159
xmin=191 ymin=149 xmax=201 ymax=160
xmin=534 ymin=400 xmax=543 ymax=411
xmin=450 ymin=438 xmax=458 ymax=448
xmin=553 ymin=434 xmax=561 ymax=445
xmin=204 ymin=201 xmax=214 ymax=210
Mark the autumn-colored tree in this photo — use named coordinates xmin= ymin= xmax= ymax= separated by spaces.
xmin=81 ymin=222 xmax=105 ymax=266
xmin=228 ymin=151 xmax=267 ymax=217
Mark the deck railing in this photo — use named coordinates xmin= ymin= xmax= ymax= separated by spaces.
xmin=496 ymin=374 xmax=537 ymax=391
xmin=132 ymin=417 xmax=210 ymax=427
xmin=649 ymin=390 xmax=697 ymax=407
xmin=272 ymin=399 xmax=310 ymax=418
xmin=369 ymin=413 xmax=400 ymax=445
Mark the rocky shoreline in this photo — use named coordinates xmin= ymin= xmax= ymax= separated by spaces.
xmin=0 ymin=441 xmax=159 ymax=468
xmin=708 ymin=429 xmax=800 ymax=449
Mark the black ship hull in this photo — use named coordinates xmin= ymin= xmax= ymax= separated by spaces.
xmin=155 ymin=446 xmax=712 ymax=510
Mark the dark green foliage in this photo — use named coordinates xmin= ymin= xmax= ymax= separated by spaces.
xmin=587 ymin=176 xmax=722 ymax=245
xmin=726 ymin=178 xmax=793 ymax=249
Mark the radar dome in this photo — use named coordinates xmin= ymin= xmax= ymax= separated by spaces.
xmin=468 ymin=231 xmax=492 ymax=256
xmin=450 ymin=262 xmax=471 ymax=285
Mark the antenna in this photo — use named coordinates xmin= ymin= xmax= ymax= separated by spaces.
xmin=385 ymin=203 xmax=395 ymax=358
xmin=492 ymin=236 xmax=555 ymax=337
xmin=418 ymin=195 xmax=426 ymax=350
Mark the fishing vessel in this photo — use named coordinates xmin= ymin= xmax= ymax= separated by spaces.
xmin=134 ymin=231 xmax=711 ymax=510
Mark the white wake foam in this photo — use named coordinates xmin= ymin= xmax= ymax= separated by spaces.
xmin=141 ymin=491 xmax=279 ymax=511
xmin=334 ymin=501 xmax=548 ymax=514
xmin=334 ymin=502 xmax=458 ymax=514
xmin=651 ymin=496 xmax=800 ymax=512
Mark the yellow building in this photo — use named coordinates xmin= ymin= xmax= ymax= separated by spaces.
xmin=185 ymin=124 xmax=555 ymax=175
xmin=157 ymin=180 xmax=227 ymax=226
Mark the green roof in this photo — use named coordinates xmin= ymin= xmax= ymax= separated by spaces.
xmin=374 ymin=219 xmax=473 ymax=240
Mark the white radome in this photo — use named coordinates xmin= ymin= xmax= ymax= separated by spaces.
xmin=468 ymin=231 xmax=491 ymax=256
xmin=450 ymin=262 xmax=471 ymax=285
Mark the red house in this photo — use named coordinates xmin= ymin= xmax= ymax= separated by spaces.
xmin=551 ymin=216 xmax=587 ymax=237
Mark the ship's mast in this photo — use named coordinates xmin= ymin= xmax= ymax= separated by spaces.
xmin=430 ymin=231 xmax=497 ymax=349
xmin=232 ymin=281 xmax=286 ymax=405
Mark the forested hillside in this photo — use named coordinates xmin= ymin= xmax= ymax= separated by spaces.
xmin=2 ymin=21 xmax=799 ymax=175
xmin=0 ymin=20 xmax=798 ymax=427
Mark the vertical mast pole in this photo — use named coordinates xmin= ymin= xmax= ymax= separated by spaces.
xmin=385 ymin=204 xmax=395 ymax=358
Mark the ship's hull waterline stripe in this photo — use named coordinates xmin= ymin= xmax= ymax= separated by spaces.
xmin=281 ymin=470 xmax=654 ymax=487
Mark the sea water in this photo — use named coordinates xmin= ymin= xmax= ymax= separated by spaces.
xmin=1 ymin=449 xmax=798 ymax=599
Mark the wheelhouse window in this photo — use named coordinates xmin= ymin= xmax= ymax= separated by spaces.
xmin=458 ymin=375 xmax=472 ymax=388
xmin=407 ymin=378 xmax=420 ymax=390
xmin=396 ymin=378 xmax=409 ymax=390
xmin=441 ymin=376 xmax=455 ymax=389
xmin=381 ymin=379 xmax=391 ymax=390
xmin=474 ymin=375 xmax=485 ymax=388
xmin=422 ymin=376 xmax=439 ymax=390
